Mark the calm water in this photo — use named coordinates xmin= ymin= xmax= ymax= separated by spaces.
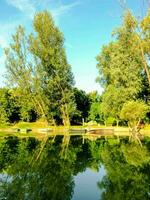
xmin=0 ymin=135 xmax=150 ymax=200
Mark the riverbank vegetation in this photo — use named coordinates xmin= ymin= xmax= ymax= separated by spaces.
xmin=0 ymin=9 xmax=150 ymax=139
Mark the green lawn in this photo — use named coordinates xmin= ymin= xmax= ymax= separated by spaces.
xmin=0 ymin=122 xmax=150 ymax=139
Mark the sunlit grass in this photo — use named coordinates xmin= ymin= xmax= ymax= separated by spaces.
xmin=0 ymin=122 xmax=150 ymax=139
xmin=13 ymin=121 xmax=49 ymax=129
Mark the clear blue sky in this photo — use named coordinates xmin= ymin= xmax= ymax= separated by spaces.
xmin=0 ymin=0 xmax=148 ymax=93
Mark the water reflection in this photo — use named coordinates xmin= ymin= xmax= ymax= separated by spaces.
xmin=0 ymin=135 xmax=150 ymax=200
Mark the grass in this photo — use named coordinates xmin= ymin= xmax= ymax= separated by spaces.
xmin=0 ymin=124 xmax=10 ymax=129
xmin=143 ymin=125 xmax=150 ymax=130
xmin=0 ymin=121 xmax=150 ymax=139
xmin=13 ymin=121 xmax=49 ymax=129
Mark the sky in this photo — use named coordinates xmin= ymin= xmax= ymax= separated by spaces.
xmin=0 ymin=0 xmax=149 ymax=93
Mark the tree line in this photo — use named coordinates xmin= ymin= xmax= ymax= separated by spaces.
xmin=0 ymin=9 xmax=150 ymax=127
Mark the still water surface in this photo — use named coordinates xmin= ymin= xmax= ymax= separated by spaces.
xmin=0 ymin=135 xmax=150 ymax=200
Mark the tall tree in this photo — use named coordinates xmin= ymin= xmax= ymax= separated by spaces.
xmin=96 ymin=11 xmax=147 ymax=123
xmin=5 ymin=11 xmax=75 ymax=125
xmin=5 ymin=26 xmax=46 ymax=121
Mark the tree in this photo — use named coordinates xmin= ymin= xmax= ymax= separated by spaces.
xmin=120 ymin=100 xmax=149 ymax=144
xmin=5 ymin=11 xmax=75 ymax=126
xmin=71 ymin=88 xmax=91 ymax=124
xmin=96 ymin=11 xmax=147 ymax=123
xmin=88 ymin=91 xmax=104 ymax=124
xmin=5 ymin=26 xmax=46 ymax=121
xmin=101 ymin=85 xmax=130 ymax=126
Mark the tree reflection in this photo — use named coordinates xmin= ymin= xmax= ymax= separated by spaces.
xmin=0 ymin=136 xmax=76 ymax=200
xmin=98 ymin=139 xmax=150 ymax=200
xmin=0 ymin=136 xmax=150 ymax=200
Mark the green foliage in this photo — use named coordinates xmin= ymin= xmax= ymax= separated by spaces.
xmin=13 ymin=89 xmax=38 ymax=122
xmin=99 ymin=140 xmax=150 ymax=200
xmin=5 ymin=11 xmax=75 ymax=125
xmin=0 ymin=88 xmax=20 ymax=124
xmin=88 ymin=102 xmax=101 ymax=122
xmin=120 ymin=100 xmax=149 ymax=126
xmin=96 ymin=10 xmax=150 ymax=123
xmin=101 ymin=85 xmax=132 ymax=121
xmin=0 ymin=136 xmax=150 ymax=199
xmin=71 ymin=88 xmax=91 ymax=124
xmin=105 ymin=116 xmax=116 ymax=126
xmin=88 ymin=91 xmax=104 ymax=123
xmin=141 ymin=9 xmax=150 ymax=57
xmin=121 ymin=143 xmax=150 ymax=167
xmin=29 ymin=11 xmax=75 ymax=125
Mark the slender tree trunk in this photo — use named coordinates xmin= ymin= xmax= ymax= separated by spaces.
xmin=61 ymin=103 xmax=70 ymax=127
xmin=139 ymin=45 xmax=150 ymax=86
xmin=130 ymin=28 xmax=150 ymax=86
xmin=31 ymin=95 xmax=49 ymax=124
xmin=128 ymin=120 xmax=142 ymax=146
xmin=116 ymin=120 xmax=119 ymax=127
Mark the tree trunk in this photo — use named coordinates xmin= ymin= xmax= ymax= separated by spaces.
xmin=116 ymin=120 xmax=119 ymax=127
xmin=61 ymin=104 xmax=70 ymax=127
xmin=139 ymin=45 xmax=150 ymax=86
xmin=128 ymin=121 xmax=142 ymax=146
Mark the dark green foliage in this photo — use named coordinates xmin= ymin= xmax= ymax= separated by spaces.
xmin=71 ymin=88 xmax=91 ymax=124
xmin=18 ymin=97 xmax=37 ymax=122
xmin=0 ymin=88 xmax=20 ymax=124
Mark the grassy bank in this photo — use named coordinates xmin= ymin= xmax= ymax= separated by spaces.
xmin=0 ymin=122 xmax=150 ymax=139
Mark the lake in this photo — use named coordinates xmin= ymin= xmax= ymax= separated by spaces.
xmin=0 ymin=135 xmax=150 ymax=200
